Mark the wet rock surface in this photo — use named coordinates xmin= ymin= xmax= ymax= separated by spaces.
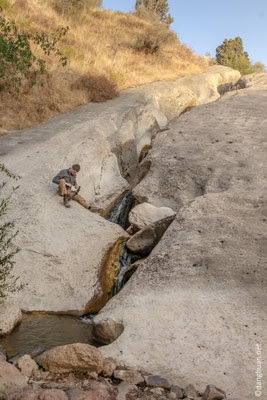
xmin=92 ymin=73 xmax=267 ymax=400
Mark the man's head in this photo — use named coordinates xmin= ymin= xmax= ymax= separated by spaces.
xmin=69 ymin=164 xmax=80 ymax=175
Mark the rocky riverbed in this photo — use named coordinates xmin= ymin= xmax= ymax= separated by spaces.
xmin=0 ymin=343 xmax=226 ymax=400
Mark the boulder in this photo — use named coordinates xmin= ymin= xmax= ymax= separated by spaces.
xmin=91 ymin=73 xmax=267 ymax=400
xmin=17 ymin=354 xmax=39 ymax=377
xmin=0 ymin=302 xmax=22 ymax=337
xmin=129 ymin=203 xmax=176 ymax=231
xmin=92 ymin=318 xmax=124 ymax=344
xmin=114 ymin=369 xmax=144 ymax=385
xmin=126 ymin=215 xmax=175 ymax=254
xmin=0 ymin=360 xmax=28 ymax=395
xmin=36 ymin=343 xmax=103 ymax=374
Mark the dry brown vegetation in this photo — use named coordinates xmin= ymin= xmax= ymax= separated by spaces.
xmin=0 ymin=0 xmax=206 ymax=134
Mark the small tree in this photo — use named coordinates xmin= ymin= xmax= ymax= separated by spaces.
xmin=0 ymin=11 xmax=68 ymax=91
xmin=216 ymin=37 xmax=253 ymax=75
xmin=0 ymin=164 xmax=24 ymax=299
xmin=135 ymin=0 xmax=174 ymax=25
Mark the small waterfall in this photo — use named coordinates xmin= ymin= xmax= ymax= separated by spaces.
xmin=104 ymin=190 xmax=135 ymax=230
xmin=114 ymin=245 xmax=141 ymax=295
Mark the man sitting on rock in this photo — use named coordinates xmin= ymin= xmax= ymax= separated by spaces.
xmin=52 ymin=164 xmax=90 ymax=209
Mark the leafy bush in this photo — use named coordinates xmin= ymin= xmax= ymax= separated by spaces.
xmin=0 ymin=12 xmax=68 ymax=91
xmin=0 ymin=164 xmax=24 ymax=299
xmin=71 ymin=74 xmax=119 ymax=102
xmin=52 ymin=0 xmax=102 ymax=15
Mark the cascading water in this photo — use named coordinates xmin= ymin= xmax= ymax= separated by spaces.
xmin=114 ymin=245 xmax=141 ymax=295
xmin=104 ymin=190 xmax=135 ymax=230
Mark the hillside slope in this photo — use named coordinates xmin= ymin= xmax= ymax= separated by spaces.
xmin=0 ymin=0 xmax=205 ymax=133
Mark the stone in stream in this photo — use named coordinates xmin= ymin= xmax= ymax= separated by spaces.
xmin=144 ymin=375 xmax=171 ymax=389
xmin=17 ymin=354 xmax=39 ymax=377
xmin=126 ymin=215 xmax=176 ymax=254
xmin=203 ymin=384 xmax=226 ymax=400
xmin=129 ymin=202 xmax=176 ymax=231
xmin=113 ymin=369 xmax=144 ymax=385
xmin=0 ymin=302 xmax=22 ymax=337
xmin=0 ymin=359 xmax=28 ymax=396
xmin=35 ymin=343 xmax=103 ymax=374
xmin=92 ymin=318 xmax=124 ymax=345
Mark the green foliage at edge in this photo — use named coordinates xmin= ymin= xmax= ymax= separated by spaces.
xmin=0 ymin=164 xmax=25 ymax=299
xmin=0 ymin=9 xmax=69 ymax=91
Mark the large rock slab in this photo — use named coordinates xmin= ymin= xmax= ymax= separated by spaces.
xmin=0 ymin=302 xmax=22 ymax=336
xmin=92 ymin=73 xmax=267 ymax=400
xmin=36 ymin=343 xmax=103 ymax=374
xmin=0 ymin=66 xmax=239 ymax=314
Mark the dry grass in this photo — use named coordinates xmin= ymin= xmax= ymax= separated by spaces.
xmin=0 ymin=0 xmax=206 ymax=133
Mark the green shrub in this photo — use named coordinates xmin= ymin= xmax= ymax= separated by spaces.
xmin=0 ymin=164 xmax=25 ymax=299
xmin=0 ymin=12 xmax=68 ymax=91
